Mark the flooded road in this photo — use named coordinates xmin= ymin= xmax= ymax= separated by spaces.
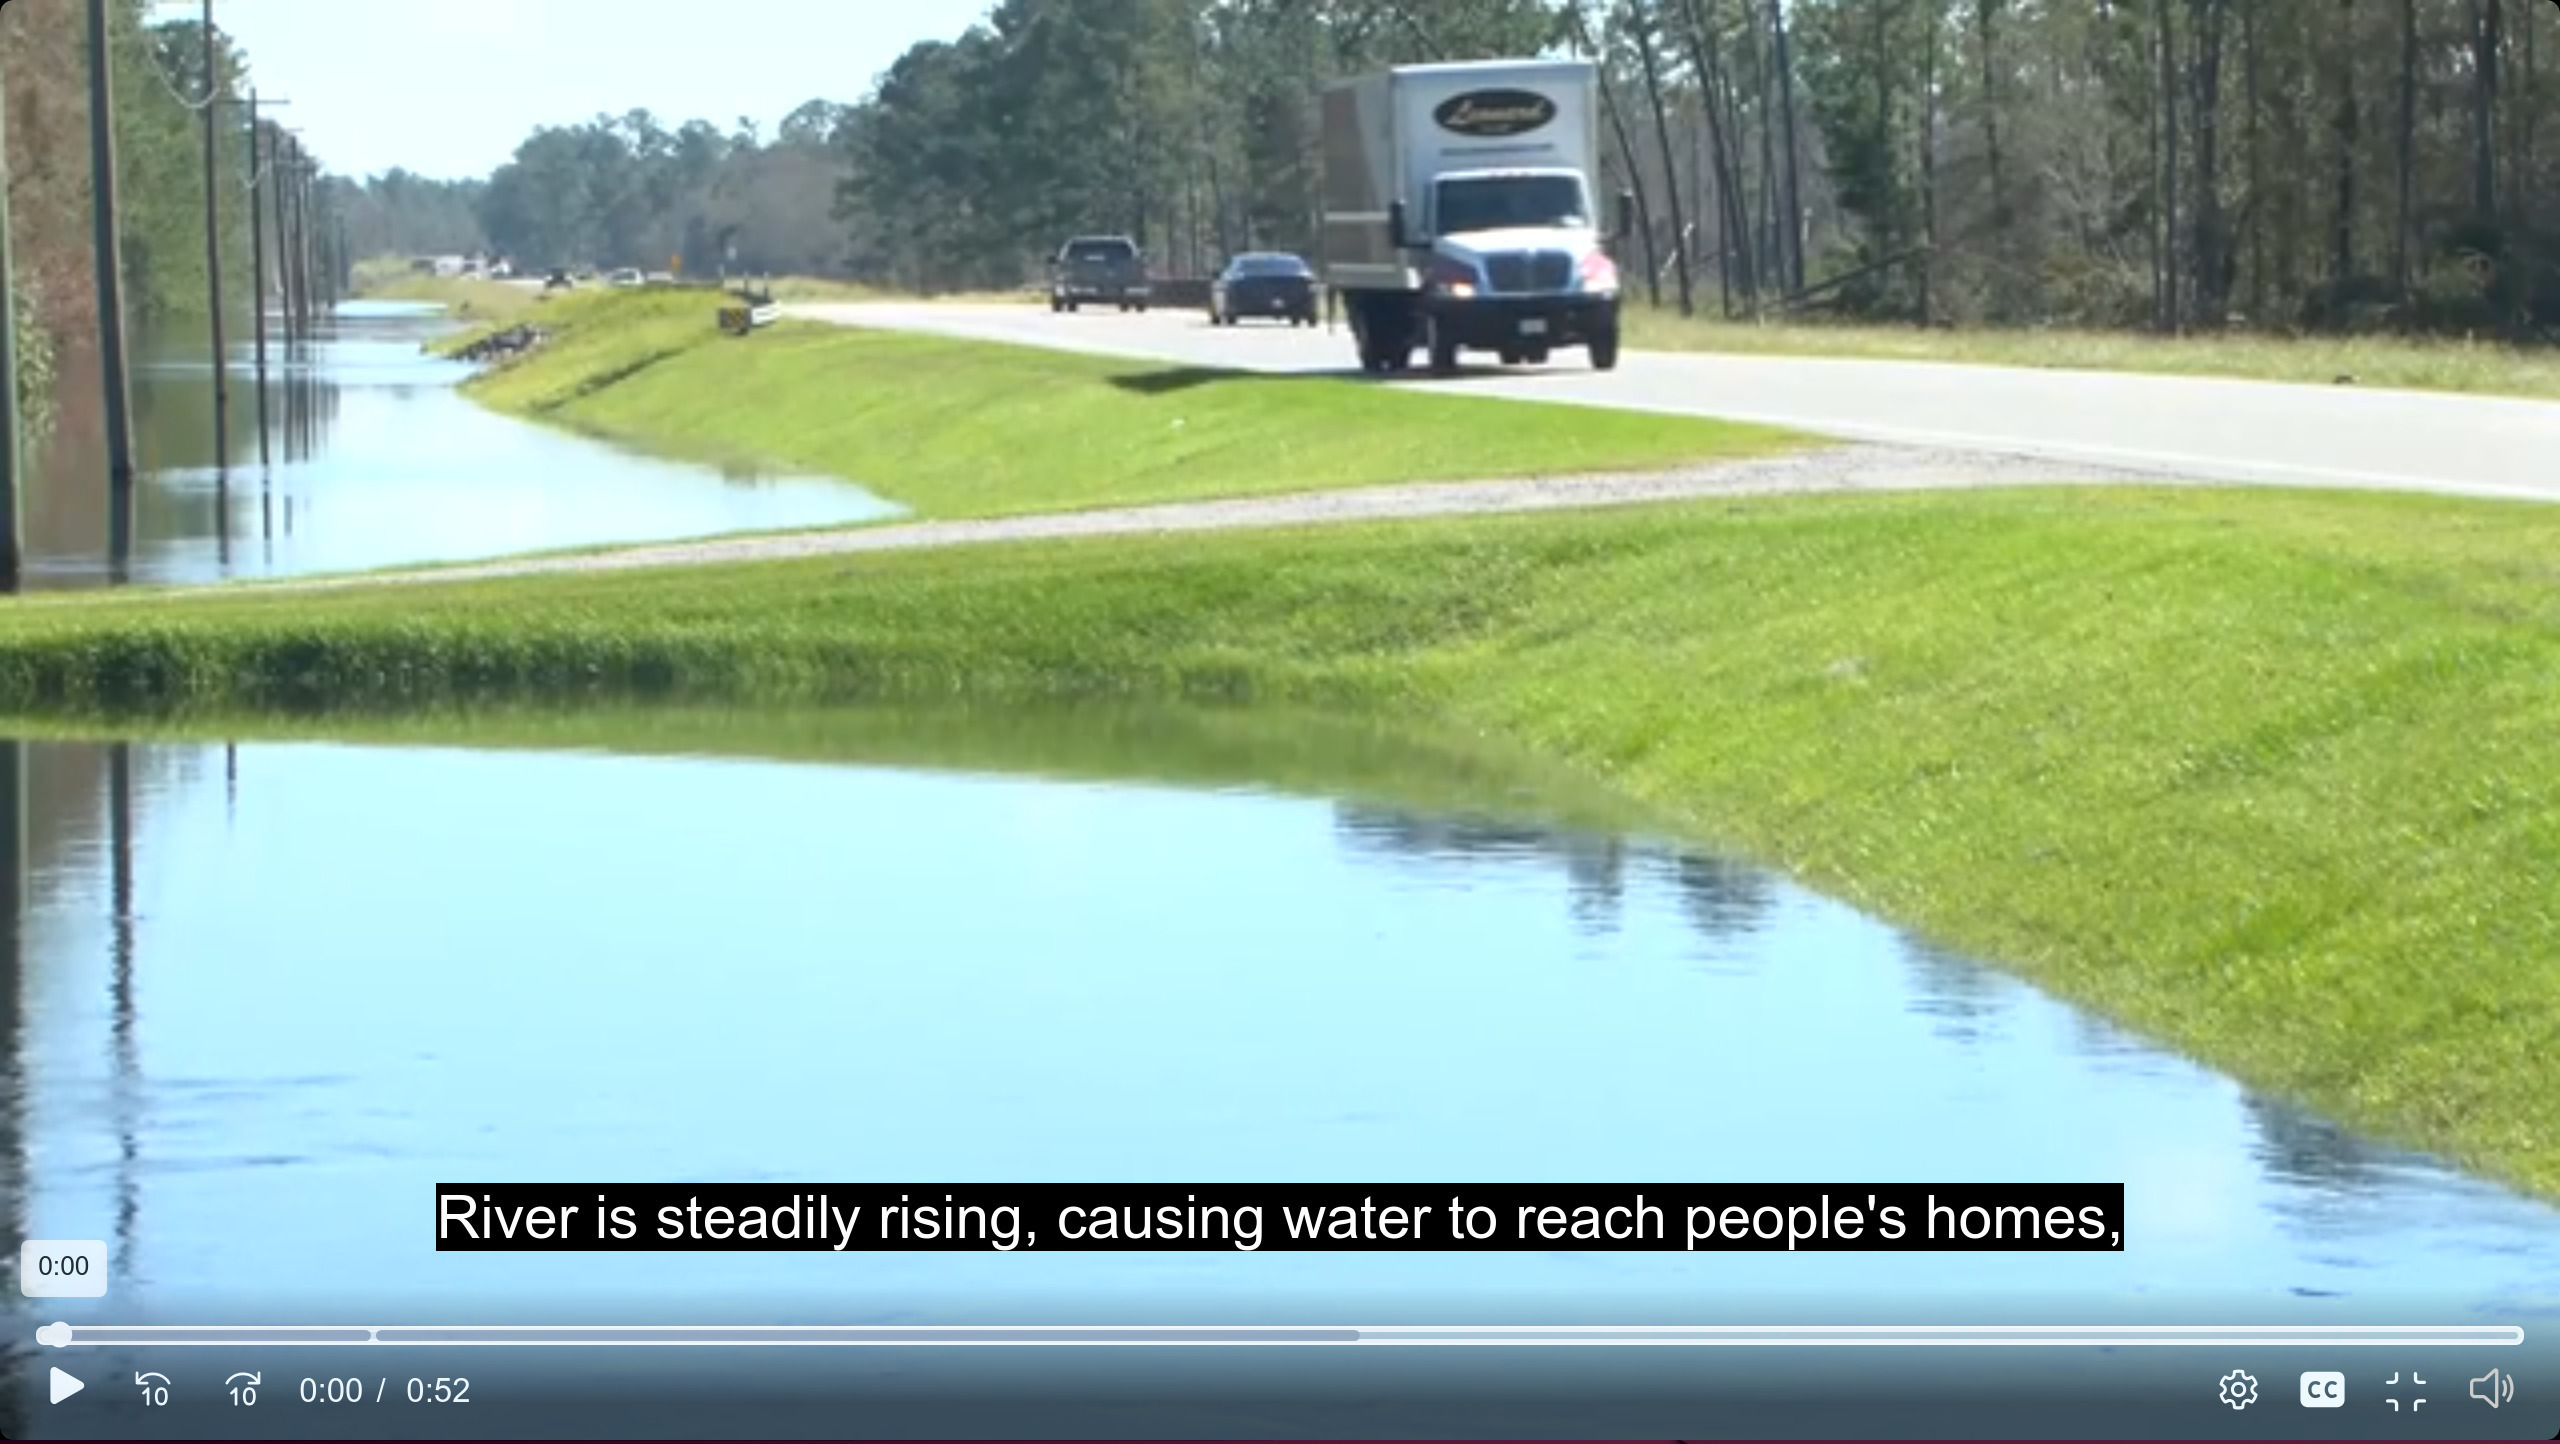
xmin=17 ymin=301 xmax=900 ymax=587
xmin=0 ymin=723 xmax=2551 ymax=1333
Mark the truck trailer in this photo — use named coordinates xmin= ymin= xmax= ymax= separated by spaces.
xmin=1318 ymin=59 xmax=1632 ymax=376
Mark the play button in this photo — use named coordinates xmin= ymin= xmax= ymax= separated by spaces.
xmin=49 ymin=1366 xmax=83 ymax=1403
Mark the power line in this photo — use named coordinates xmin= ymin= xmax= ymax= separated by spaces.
xmin=129 ymin=3 xmax=220 ymax=116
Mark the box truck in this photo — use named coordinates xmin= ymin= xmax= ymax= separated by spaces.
xmin=1318 ymin=59 xmax=1633 ymax=376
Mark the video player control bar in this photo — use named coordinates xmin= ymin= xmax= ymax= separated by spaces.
xmin=36 ymin=1323 xmax=2527 ymax=1347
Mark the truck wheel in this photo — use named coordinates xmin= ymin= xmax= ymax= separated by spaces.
xmin=1590 ymin=329 xmax=1620 ymax=371
xmin=1066 ymin=300 xmax=1080 ymax=313
xmin=1050 ymin=297 xmax=1064 ymax=314
xmin=1426 ymin=317 xmax=1459 ymax=376
xmin=1497 ymin=348 xmax=1521 ymax=366
xmin=1136 ymin=302 xmax=1149 ymax=313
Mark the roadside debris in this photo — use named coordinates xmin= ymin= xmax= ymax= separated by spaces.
xmin=449 ymin=325 xmax=547 ymax=364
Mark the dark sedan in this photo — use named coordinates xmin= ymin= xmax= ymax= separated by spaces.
xmin=1209 ymin=253 xmax=1318 ymax=327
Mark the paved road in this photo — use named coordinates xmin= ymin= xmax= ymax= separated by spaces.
xmin=792 ymin=301 xmax=2560 ymax=504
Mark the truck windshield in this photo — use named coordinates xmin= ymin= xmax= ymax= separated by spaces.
xmin=1433 ymin=175 xmax=1590 ymax=236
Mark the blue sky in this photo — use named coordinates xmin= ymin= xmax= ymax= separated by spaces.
xmin=196 ymin=0 xmax=994 ymax=182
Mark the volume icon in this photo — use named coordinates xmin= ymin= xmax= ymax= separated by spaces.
xmin=2468 ymin=1367 xmax=2515 ymax=1409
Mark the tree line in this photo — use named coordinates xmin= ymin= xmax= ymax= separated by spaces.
xmin=4 ymin=0 xmax=351 ymax=422
xmin=821 ymin=0 xmax=2558 ymax=335
xmin=322 ymin=1 xmax=2560 ymax=340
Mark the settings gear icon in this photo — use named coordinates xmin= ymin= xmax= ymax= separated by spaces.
xmin=2218 ymin=1369 xmax=2260 ymax=1410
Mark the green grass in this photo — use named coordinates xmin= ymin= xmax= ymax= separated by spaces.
xmin=2 ymin=484 xmax=2555 ymax=1202
xmin=457 ymin=290 xmax=1806 ymax=518
xmin=1621 ymin=304 xmax=2560 ymax=397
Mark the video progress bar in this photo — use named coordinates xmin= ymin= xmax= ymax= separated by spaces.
xmin=36 ymin=1324 xmax=2526 ymax=1348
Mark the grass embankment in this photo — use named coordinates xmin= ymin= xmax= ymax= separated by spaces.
xmin=1618 ymin=304 xmax=2560 ymax=398
xmin=454 ymin=289 xmax=1803 ymax=518
xmin=3 ymin=485 xmax=2556 ymax=1202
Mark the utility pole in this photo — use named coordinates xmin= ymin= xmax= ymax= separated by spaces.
xmin=272 ymin=128 xmax=298 ymax=343
xmin=199 ymin=0 xmax=229 ymax=463
xmin=247 ymin=92 xmax=270 ymax=467
xmin=317 ymin=176 xmax=339 ymax=313
xmin=277 ymin=140 xmax=296 ymax=340
xmin=1 ymin=49 xmax=22 ymax=593
xmin=301 ymin=152 xmax=319 ymax=325
xmin=302 ymin=151 xmax=322 ymax=325
xmin=276 ymin=133 xmax=304 ymax=341
xmin=288 ymin=145 xmax=312 ymax=337
xmin=86 ymin=0 xmax=138 ymax=576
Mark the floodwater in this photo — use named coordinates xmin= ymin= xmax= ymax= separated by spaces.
xmin=16 ymin=300 xmax=900 ymax=587
xmin=0 ymin=297 xmax=2551 ymax=1433
xmin=0 ymin=723 xmax=2552 ymax=1333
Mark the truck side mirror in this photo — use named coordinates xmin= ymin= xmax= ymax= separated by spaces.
xmin=1388 ymin=199 xmax=1409 ymax=250
xmin=1615 ymin=191 xmax=1637 ymax=242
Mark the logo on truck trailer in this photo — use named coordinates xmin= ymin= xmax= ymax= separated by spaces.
xmin=1432 ymin=89 xmax=1557 ymax=138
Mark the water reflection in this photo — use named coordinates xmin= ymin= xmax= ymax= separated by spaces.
xmin=18 ymin=300 xmax=901 ymax=587
xmin=1670 ymin=854 xmax=1780 ymax=956
xmin=1335 ymin=805 xmax=1782 ymax=951
xmin=1903 ymin=941 xmax=2024 ymax=1048
xmin=0 ymin=732 xmax=2551 ymax=1340
xmin=0 ymin=744 xmax=24 ymax=1299
xmin=106 ymin=744 xmax=139 ymax=1286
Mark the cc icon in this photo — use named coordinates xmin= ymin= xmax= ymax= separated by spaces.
xmin=2300 ymin=1371 xmax=2345 ymax=1407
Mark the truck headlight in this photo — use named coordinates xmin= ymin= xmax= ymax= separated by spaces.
xmin=1578 ymin=252 xmax=1620 ymax=295
xmin=1427 ymin=258 xmax=1479 ymax=298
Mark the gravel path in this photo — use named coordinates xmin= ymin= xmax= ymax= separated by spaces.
xmin=266 ymin=441 xmax=2172 ymax=591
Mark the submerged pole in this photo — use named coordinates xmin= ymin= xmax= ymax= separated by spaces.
xmin=199 ymin=0 xmax=229 ymax=463
xmin=247 ymin=93 xmax=269 ymax=467
xmin=85 ymin=0 xmax=138 ymax=577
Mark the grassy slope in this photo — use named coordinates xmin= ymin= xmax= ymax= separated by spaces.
xmin=456 ymin=290 xmax=1805 ymax=518
xmin=2 ymin=485 xmax=2555 ymax=1201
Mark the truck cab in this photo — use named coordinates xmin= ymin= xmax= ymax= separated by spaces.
xmin=1409 ymin=168 xmax=1621 ymax=372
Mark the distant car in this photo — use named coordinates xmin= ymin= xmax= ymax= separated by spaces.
xmin=1210 ymin=252 xmax=1318 ymax=327
xmin=607 ymin=268 xmax=644 ymax=288
xmin=1049 ymin=236 xmax=1149 ymax=313
xmin=544 ymin=268 xmax=574 ymax=290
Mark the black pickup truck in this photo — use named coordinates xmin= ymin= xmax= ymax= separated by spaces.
xmin=1050 ymin=235 xmax=1150 ymax=313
